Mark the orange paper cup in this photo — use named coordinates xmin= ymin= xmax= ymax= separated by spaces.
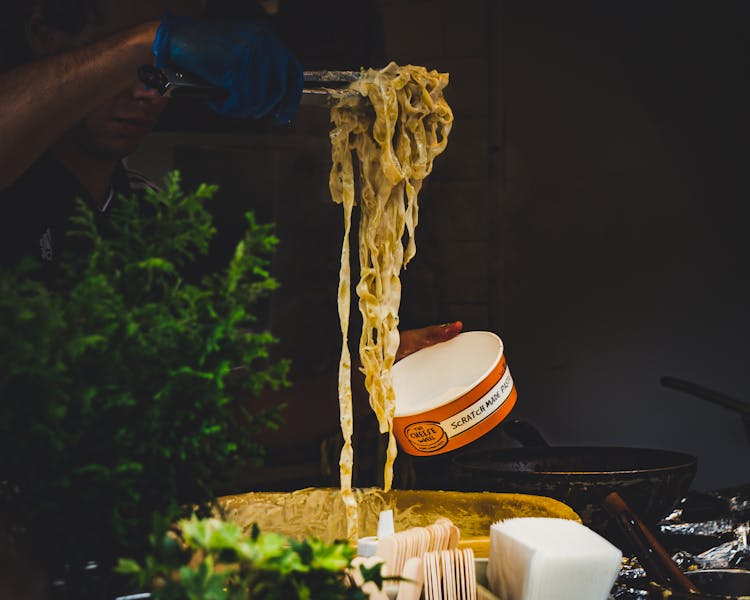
xmin=392 ymin=331 xmax=517 ymax=456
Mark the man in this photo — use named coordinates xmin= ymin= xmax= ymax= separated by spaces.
xmin=0 ymin=1 xmax=302 ymax=268
xmin=0 ymin=0 xmax=457 ymax=324
xmin=0 ymin=0 xmax=463 ymax=483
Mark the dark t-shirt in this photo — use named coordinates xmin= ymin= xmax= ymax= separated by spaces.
xmin=0 ymin=154 xmax=155 ymax=270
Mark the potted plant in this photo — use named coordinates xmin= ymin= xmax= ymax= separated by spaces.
xmin=0 ymin=172 xmax=289 ymax=596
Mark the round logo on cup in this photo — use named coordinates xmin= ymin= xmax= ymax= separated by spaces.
xmin=404 ymin=421 xmax=449 ymax=453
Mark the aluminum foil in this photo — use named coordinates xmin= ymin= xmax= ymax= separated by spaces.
xmin=660 ymin=523 xmax=749 ymax=571
xmin=613 ymin=487 xmax=750 ymax=599
xmin=612 ymin=587 xmax=650 ymax=599
xmin=688 ymin=524 xmax=749 ymax=570
xmin=661 ymin=519 xmax=737 ymax=537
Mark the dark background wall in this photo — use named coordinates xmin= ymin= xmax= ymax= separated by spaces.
xmin=130 ymin=0 xmax=750 ymax=490
xmin=492 ymin=1 xmax=750 ymax=490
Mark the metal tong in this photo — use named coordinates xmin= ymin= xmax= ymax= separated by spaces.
xmin=301 ymin=70 xmax=360 ymax=106
xmin=138 ymin=65 xmax=360 ymax=106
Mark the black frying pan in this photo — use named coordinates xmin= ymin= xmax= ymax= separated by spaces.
xmin=448 ymin=420 xmax=698 ymax=543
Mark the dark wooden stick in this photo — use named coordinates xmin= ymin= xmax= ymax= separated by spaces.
xmin=603 ymin=491 xmax=700 ymax=594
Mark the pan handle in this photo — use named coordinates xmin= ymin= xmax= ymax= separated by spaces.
xmin=661 ymin=376 xmax=750 ymax=415
xmin=661 ymin=376 xmax=750 ymax=442
xmin=500 ymin=419 xmax=551 ymax=448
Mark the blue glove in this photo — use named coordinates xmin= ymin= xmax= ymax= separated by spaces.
xmin=153 ymin=14 xmax=303 ymax=124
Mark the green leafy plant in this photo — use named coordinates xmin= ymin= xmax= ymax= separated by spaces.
xmin=118 ymin=516 xmax=387 ymax=600
xmin=0 ymin=172 xmax=289 ymax=575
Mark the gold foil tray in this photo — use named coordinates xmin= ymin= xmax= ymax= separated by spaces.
xmin=218 ymin=488 xmax=581 ymax=557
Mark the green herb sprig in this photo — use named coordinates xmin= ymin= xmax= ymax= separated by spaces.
xmin=117 ymin=516 xmax=386 ymax=600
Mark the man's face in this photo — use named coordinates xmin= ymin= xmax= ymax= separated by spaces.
xmin=72 ymin=81 xmax=169 ymax=160
xmin=27 ymin=0 xmax=192 ymax=160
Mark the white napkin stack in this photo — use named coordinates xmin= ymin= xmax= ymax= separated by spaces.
xmin=487 ymin=517 xmax=622 ymax=600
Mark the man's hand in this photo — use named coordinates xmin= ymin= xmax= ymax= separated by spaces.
xmin=152 ymin=15 xmax=303 ymax=123
xmin=396 ymin=321 xmax=463 ymax=362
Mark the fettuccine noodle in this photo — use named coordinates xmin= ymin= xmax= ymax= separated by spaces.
xmin=328 ymin=62 xmax=453 ymax=539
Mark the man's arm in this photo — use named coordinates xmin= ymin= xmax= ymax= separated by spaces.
xmin=0 ymin=22 xmax=158 ymax=190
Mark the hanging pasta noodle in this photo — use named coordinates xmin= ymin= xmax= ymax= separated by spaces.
xmin=328 ymin=62 xmax=453 ymax=539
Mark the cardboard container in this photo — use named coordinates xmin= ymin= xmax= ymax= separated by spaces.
xmin=392 ymin=331 xmax=517 ymax=456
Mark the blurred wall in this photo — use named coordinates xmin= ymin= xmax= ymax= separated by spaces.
xmin=493 ymin=1 xmax=750 ymax=490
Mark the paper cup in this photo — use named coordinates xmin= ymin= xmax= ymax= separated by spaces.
xmin=392 ymin=331 xmax=517 ymax=456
